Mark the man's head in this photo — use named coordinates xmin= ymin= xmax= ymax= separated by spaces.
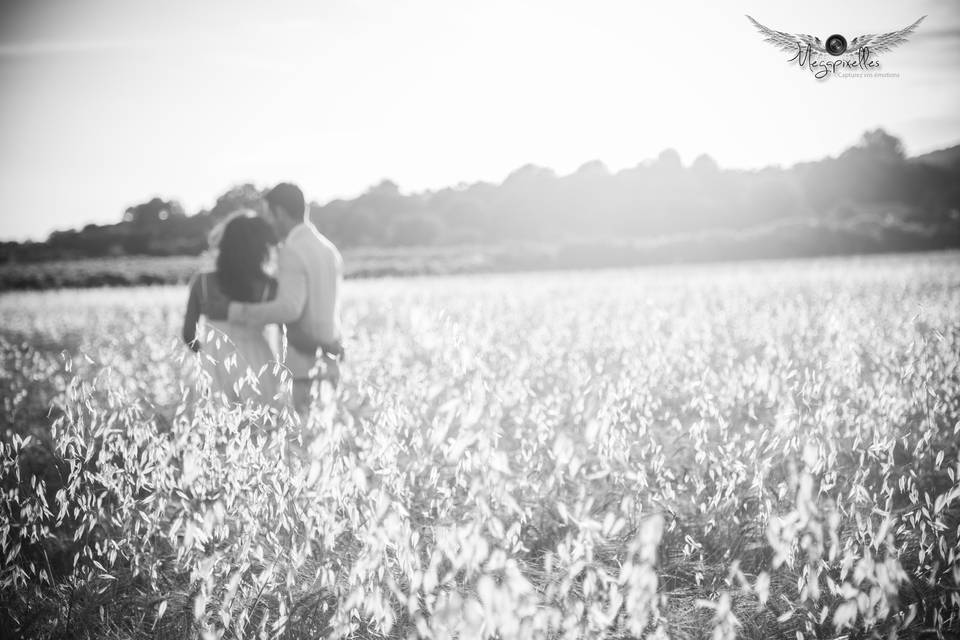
xmin=263 ymin=183 xmax=306 ymax=239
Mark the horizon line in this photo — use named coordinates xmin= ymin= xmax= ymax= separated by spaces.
xmin=2 ymin=133 xmax=958 ymax=244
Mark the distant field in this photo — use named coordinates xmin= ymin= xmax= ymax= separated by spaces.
xmin=0 ymin=247 xmax=493 ymax=290
xmin=3 ymin=215 xmax=955 ymax=291
xmin=1 ymin=253 xmax=959 ymax=638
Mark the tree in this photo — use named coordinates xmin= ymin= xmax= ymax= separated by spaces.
xmin=691 ymin=154 xmax=719 ymax=174
xmin=207 ymin=184 xmax=264 ymax=221
xmin=392 ymin=215 xmax=440 ymax=246
xmin=573 ymin=160 xmax=610 ymax=179
xmin=856 ymin=129 xmax=905 ymax=162
xmin=123 ymin=198 xmax=184 ymax=228
xmin=655 ymin=148 xmax=683 ymax=171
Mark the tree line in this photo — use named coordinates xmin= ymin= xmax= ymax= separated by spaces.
xmin=2 ymin=129 xmax=959 ymax=263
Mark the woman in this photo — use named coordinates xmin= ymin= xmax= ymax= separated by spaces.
xmin=182 ymin=210 xmax=281 ymax=404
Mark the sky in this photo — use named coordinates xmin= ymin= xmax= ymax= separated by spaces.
xmin=0 ymin=0 xmax=958 ymax=241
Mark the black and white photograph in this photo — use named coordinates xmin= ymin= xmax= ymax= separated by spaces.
xmin=1 ymin=0 xmax=959 ymax=638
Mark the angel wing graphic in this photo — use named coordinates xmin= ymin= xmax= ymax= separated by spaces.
xmin=847 ymin=16 xmax=926 ymax=55
xmin=747 ymin=15 xmax=925 ymax=58
xmin=746 ymin=16 xmax=826 ymax=55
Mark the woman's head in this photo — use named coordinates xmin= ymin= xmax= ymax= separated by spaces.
xmin=214 ymin=210 xmax=277 ymax=302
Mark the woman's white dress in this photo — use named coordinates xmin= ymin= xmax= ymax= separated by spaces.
xmin=197 ymin=273 xmax=280 ymax=405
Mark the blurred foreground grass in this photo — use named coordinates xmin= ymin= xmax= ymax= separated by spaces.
xmin=1 ymin=253 xmax=959 ymax=638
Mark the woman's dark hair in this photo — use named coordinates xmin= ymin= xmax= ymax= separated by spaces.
xmin=215 ymin=212 xmax=277 ymax=302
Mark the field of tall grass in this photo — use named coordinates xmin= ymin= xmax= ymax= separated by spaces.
xmin=1 ymin=253 xmax=959 ymax=639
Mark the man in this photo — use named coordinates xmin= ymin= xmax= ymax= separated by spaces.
xmin=212 ymin=183 xmax=343 ymax=412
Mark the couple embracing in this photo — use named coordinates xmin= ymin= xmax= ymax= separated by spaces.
xmin=182 ymin=183 xmax=343 ymax=413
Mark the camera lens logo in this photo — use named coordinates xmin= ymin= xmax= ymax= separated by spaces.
xmin=825 ymin=34 xmax=847 ymax=56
